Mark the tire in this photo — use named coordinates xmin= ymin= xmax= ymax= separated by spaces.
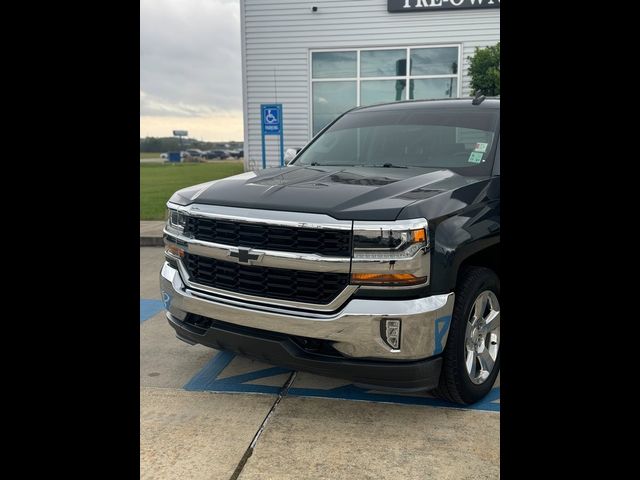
xmin=433 ymin=266 xmax=501 ymax=404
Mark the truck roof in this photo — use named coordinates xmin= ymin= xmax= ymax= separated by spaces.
xmin=352 ymin=97 xmax=500 ymax=113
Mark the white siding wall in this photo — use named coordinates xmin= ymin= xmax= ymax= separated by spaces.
xmin=241 ymin=0 xmax=499 ymax=170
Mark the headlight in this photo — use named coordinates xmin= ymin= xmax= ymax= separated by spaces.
xmin=167 ymin=208 xmax=187 ymax=232
xmin=351 ymin=219 xmax=430 ymax=287
xmin=353 ymin=225 xmax=428 ymax=259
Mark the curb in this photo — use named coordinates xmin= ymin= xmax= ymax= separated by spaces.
xmin=140 ymin=237 xmax=164 ymax=247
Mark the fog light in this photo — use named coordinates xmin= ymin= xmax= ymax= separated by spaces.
xmin=381 ymin=319 xmax=401 ymax=350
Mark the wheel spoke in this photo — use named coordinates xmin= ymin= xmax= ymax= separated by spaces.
xmin=465 ymin=349 xmax=476 ymax=376
xmin=485 ymin=310 xmax=500 ymax=331
xmin=478 ymin=349 xmax=495 ymax=374
xmin=474 ymin=294 xmax=488 ymax=320
xmin=465 ymin=322 xmax=474 ymax=340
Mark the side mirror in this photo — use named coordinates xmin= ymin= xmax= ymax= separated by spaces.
xmin=284 ymin=148 xmax=299 ymax=165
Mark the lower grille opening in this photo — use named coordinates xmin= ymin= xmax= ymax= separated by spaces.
xmin=182 ymin=314 xmax=213 ymax=334
xmin=289 ymin=336 xmax=343 ymax=358
xmin=180 ymin=314 xmax=345 ymax=358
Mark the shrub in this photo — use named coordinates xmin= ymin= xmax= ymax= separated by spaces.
xmin=468 ymin=43 xmax=500 ymax=96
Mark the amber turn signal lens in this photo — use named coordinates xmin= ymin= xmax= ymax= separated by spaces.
xmin=165 ymin=245 xmax=184 ymax=258
xmin=411 ymin=228 xmax=426 ymax=243
xmin=351 ymin=273 xmax=425 ymax=285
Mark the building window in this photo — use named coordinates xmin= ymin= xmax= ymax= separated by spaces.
xmin=311 ymin=45 xmax=461 ymax=135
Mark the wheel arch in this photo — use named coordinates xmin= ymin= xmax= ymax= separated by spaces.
xmin=455 ymin=242 xmax=501 ymax=284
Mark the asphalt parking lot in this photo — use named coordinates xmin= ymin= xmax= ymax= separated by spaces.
xmin=141 ymin=247 xmax=500 ymax=479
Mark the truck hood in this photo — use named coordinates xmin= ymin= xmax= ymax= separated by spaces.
xmin=169 ymin=165 xmax=486 ymax=221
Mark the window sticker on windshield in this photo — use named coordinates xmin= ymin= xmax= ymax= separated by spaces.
xmin=474 ymin=142 xmax=488 ymax=153
xmin=468 ymin=151 xmax=484 ymax=164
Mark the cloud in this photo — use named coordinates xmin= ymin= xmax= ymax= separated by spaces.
xmin=140 ymin=0 xmax=243 ymax=140
xmin=139 ymin=113 xmax=243 ymax=142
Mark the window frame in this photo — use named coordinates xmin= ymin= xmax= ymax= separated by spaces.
xmin=492 ymin=135 xmax=500 ymax=176
xmin=309 ymin=44 xmax=463 ymax=137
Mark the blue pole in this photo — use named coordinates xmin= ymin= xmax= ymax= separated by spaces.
xmin=279 ymin=104 xmax=284 ymax=166
xmin=261 ymin=130 xmax=266 ymax=169
xmin=261 ymin=104 xmax=266 ymax=169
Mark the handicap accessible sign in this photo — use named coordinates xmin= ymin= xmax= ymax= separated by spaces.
xmin=261 ymin=104 xmax=282 ymax=135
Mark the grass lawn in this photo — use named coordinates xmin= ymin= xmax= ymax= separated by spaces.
xmin=140 ymin=161 xmax=244 ymax=220
xmin=140 ymin=152 xmax=163 ymax=159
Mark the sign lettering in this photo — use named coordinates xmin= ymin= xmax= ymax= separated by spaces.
xmin=389 ymin=0 xmax=500 ymax=12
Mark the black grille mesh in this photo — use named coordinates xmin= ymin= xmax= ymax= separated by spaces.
xmin=183 ymin=253 xmax=349 ymax=304
xmin=184 ymin=217 xmax=351 ymax=257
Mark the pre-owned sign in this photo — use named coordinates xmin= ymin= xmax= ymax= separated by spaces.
xmin=388 ymin=0 xmax=500 ymax=13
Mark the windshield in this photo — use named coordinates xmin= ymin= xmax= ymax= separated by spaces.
xmin=293 ymin=105 xmax=499 ymax=174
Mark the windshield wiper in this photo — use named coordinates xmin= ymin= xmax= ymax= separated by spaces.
xmin=376 ymin=163 xmax=408 ymax=169
xmin=306 ymin=162 xmax=407 ymax=168
xmin=308 ymin=162 xmax=354 ymax=167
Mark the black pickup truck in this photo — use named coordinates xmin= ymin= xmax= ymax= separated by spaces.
xmin=160 ymin=98 xmax=500 ymax=404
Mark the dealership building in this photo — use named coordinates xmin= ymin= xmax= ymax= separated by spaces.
xmin=239 ymin=0 xmax=500 ymax=170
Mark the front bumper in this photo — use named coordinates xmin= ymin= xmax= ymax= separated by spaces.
xmin=161 ymin=261 xmax=454 ymax=360
xmin=167 ymin=312 xmax=444 ymax=391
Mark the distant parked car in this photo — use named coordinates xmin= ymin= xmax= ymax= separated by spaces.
xmin=235 ymin=149 xmax=244 ymax=158
xmin=203 ymin=150 xmax=229 ymax=160
xmin=186 ymin=149 xmax=204 ymax=158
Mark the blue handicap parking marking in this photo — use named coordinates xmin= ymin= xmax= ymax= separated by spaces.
xmin=466 ymin=386 xmax=501 ymax=412
xmin=183 ymin=352 xmax=500 ymax=412
xmin=184 ymin=351 xmax=237 ymax=390
xmin=434 ymin=315 xmax=452 ymax=354
xmin=140 ymin=299 xmax=165 ymax=324
xmin=184 ymin=351 xmax=291 ymax=395
xmin=288 ymin=384 xmax=500 ymax=412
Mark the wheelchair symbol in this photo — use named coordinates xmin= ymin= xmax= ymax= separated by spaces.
xmin=264 ymin=109 xmax=278 ymax=124
xmin=161 ymin=291 xmax=171 ymax=309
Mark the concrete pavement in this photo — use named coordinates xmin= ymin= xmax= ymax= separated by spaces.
xmin=141 ymin=388 xmax=276 ymax=480
xmin=238 ymin=396 xmax=499 ymax=480
xmin=140 ymin=221 xmax=165 ymax=246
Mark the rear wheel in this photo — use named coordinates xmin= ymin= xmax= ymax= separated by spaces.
xmin=434 ymin=267 xmax=501 ymax=404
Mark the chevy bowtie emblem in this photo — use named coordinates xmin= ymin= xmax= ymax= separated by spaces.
xmin=229 ymin=248 xmax=264 ymax=265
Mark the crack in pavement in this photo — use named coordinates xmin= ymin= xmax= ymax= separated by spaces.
xmin=228 ymin=371 xmax=297 ymax=480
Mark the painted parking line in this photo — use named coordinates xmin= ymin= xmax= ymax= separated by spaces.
xmin=288 ymin=384 xmax=500 ymax=412
xmin=184 ymin=351 xmax=290 ymax=394
xmin=140 ymin=299 xmax=165 ymax=324
xmin=183 ymin=351 xmax=500 ymax=412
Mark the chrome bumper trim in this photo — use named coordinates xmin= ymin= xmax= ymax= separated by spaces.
xmin=160 ymin=262 xmax=454 ymax=361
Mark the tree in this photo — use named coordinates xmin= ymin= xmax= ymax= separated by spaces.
xmin=468 ymin=42 xmax=500 ymax=96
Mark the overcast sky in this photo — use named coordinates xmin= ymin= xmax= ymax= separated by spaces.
xmin=140 ymin=0 xmax=242 ymax=141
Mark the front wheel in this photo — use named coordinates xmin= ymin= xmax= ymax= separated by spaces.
xmin=434 ymin=267 xmax=501 ymax=404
